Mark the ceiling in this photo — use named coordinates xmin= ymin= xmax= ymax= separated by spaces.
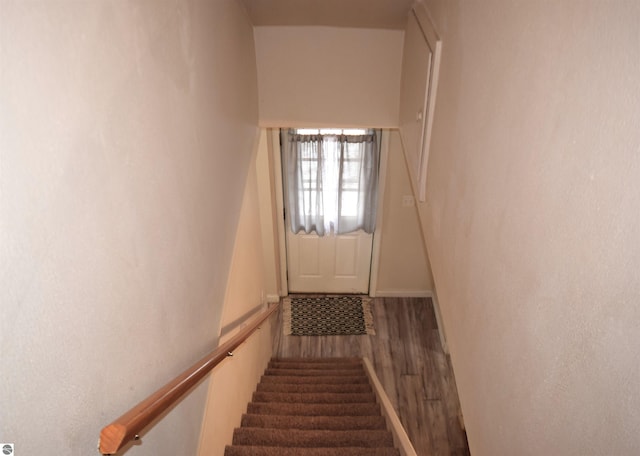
xmin=241 ymin=0 xmax=415 ymax=30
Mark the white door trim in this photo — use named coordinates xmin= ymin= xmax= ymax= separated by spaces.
xmin=270 ymin=129 xmax=289 ymax=296
xmin=368 ymin=130 xmax=390 ymax=297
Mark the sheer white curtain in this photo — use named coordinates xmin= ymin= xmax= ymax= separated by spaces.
xmin=281 ymin=129 xmax=381 ymax=236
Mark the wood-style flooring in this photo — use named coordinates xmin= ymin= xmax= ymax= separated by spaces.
xmin=272 ymin=296 xmax=470 ymax=456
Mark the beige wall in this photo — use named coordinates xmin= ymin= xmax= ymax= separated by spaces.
xmin=254 ymin=26 xmax=404 ymax=128
xmin=198 ymin=140 xmax=275 ymax=455
xmin=216 ymin=145 xmax=268 ymax=328
xmin=376 ymin=130 xmax=433 ymax=295
xmin=197 ymin=323 xmax=274 ymax=456
xmin=0 ymin=1 xmax=259 ymax=454
xmin=255 ymin=129 xmax=282 ymax=301
xmin=417 ymin=1 xmax=640 ymax=454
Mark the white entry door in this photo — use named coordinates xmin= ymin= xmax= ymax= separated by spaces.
xmin=279 ymin=128 xmax=379 ymax=294
xmin=286 ymin=228 xmax=373 ymax=293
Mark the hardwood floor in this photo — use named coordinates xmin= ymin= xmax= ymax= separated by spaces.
xmin=272 ymin=296 xmax=470 ymax=456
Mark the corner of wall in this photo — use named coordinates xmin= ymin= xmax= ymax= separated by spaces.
xmin=196 ymin=134 xmax=277 ymax=455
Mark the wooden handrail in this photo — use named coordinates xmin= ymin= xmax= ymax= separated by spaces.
xmin=99 ymin=302 xmax=279 ymax=454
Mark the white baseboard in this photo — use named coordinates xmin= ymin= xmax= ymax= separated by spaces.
xmin=373 ymin=290 xmax=433 ymax=298
xmin=266 ymin=294 xmax=281 ymax=303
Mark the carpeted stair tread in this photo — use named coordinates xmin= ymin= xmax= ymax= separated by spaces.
xmin=247 ymin=401 xmax=381 ymax=417
xmin=240 ymin=414 xmax=388 ymax=430
xmin=224 ymin=357 xmax=401 ymax=456
xmin=264 ymin=368 xmax=366 ymax=377
xmin=269 ymin=359 xmax=363 ymax=366
xmin=252 ymin=391 xmax=376 ymax=404
xmin=232 ymin=428 xmax=395 ymax=448
xmin=270 ymin=357 xmax=363 ymax=364
xmin=259 ymin=375 xmax=370 ymax=385
xmin=224 ymin=446 xmax=400 ymax=456
xmin=256 ymin=382 xmax=372 ymax=394
xmin=268 ymin=361 xmax=364 ymax=370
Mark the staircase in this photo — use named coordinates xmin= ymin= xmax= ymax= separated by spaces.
xmin=224 ymin=357 xmax=401 ymax=456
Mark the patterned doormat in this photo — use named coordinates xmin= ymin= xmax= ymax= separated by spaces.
xmin=283 ymin=295 xmax=375 ymax=336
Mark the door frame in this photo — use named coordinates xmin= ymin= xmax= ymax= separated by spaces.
xmin=270 ymin=128 xmax=390 ymax=297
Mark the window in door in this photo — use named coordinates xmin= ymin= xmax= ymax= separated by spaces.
xmin=281 ymin=128 xmax=381 ymax=237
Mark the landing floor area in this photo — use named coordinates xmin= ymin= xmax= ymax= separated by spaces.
xmin=272 ymin=296 xmax=470 ymax=456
